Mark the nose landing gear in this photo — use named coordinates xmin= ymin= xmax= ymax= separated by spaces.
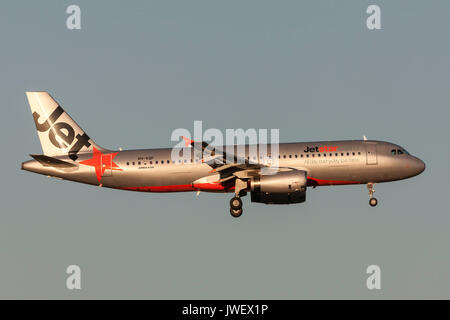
xmin=367 ymin=183 xmax=378 ymax=207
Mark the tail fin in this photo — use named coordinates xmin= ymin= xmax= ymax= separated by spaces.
xmin=26 ymin=91 xmax=104 ymax=161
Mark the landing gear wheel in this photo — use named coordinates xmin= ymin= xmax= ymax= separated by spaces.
xmin=230 ymin=197 xmax=242 ymax=210
xmin=369 ymin=197 xmax=378 ymax=207
xmin=230 ymin=207 xmax=243 ymax=218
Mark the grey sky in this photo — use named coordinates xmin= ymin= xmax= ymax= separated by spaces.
xmin=0 ymin=0 xmax=449 ymax=299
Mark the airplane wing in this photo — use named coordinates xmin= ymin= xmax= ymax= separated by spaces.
xmin=182 ymin=136 xmax=252 ymax=169
xmin=182 ymin=136 xmax=269 ymax=174
xmin=182 ymin=137 xmax=298 ymax=191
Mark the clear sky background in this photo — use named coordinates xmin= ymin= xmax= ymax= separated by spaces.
xmin=0 ymin=0 xmax=449 ymax=299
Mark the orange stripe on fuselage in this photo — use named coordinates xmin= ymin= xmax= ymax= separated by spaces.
xmin=119 ymin=183 xmax=234 ymax=193
xmin=307 ymin=177 xmax=360 ymax=186
xmin=118 ymin=178 xmax=359 ymax=193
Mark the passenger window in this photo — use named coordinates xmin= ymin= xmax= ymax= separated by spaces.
xmin=391 ymin=149 xmax=397 ymax=155
xmin=397 ymin=149 xmax=403 ymax=155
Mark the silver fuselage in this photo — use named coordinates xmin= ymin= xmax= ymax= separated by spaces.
xmin=22 ymin=140 xmax=425 ymax=192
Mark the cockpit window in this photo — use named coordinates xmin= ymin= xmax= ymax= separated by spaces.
xmin=392 ymin=148 xmax=409 ymax=155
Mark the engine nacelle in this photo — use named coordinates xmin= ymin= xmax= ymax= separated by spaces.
xmin=250 ymin=171 xmax=307 ymax=204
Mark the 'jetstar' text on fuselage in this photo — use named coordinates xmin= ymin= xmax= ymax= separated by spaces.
xmin=304 ymin=145 xmax=339 ymax=153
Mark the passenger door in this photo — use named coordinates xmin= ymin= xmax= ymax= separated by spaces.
xmin=366 ymin=144 xmax=378 ymax=165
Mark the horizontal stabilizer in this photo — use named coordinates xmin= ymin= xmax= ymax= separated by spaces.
xmin=30 ymin=154 xmax=78 ymax=168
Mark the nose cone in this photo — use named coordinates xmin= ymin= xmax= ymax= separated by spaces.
xmin=411 ymin=157 xmax=425 ymax=176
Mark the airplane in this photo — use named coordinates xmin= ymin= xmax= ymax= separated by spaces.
xmin=21 ymin=92 xmax=425 ymax=218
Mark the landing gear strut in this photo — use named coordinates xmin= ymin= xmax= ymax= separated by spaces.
xmin=229 ymin=179 xmax=247 ymax=218
xmin=367 ymin=183 xmax=378 ymax=207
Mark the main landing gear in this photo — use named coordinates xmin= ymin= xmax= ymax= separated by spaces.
xmin=367 ymin=182 xmax=378 ymax=207
xmin=229 ymin=179 xmax=247 ymax=218
xmin=230 ymin=197 xmax=243 ymax=218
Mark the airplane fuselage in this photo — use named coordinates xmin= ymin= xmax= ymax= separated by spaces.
xmin=22 ymin=140 xmax=425 ymax=192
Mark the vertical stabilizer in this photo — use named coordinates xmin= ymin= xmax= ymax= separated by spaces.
xmin=26 ymin=91 xmax=104 ymax=160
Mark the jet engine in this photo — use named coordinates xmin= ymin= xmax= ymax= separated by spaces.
xmin=250 ymin=170 xmax=307 ymax=204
